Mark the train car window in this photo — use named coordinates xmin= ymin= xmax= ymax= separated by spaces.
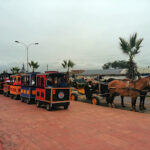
xmin=46 ymin=77 xmax=53 ymax=87
xmin=21 ymin=76 xmax=24 ymax=86
xmin=31 ymin=75 xmax=36 ymax=87
xmin=37 ymin=77 xmax=41 ymax=88
xmin=18 ymin=77 xmax=21 ymax=86
xmin=10 ymin=77 xmax=13 ymax=85
xmin=41 ymin=78 xmax=44 ymax=88
xmin=26 ymin=76 xmax=30 ymax=86
xmin=13 ymin=77 xmax=17 ymax=85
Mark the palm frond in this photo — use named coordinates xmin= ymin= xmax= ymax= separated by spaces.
xmin=136 ymin=38 xmax=143 ymax=50
xmin=131 ymin=48 xmax=140 ymax=56
xmin=129 ymin=33 xmax=137 ymax=48
xmin=119 ymin=37 xmax=129 ymax=54
xmin=62 ymin=60 xmax=67 ymax=68
xmin=68 ymin=60 xmax=75 ymax=68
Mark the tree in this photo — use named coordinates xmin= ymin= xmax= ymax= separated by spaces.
xmin=102 ymin=60 xmax=128 ymax=69
xmin=28 ymin=61 xmax=39 ymax=72
xmin=119 ymin=33 xmax=143 ymax=79
xmin=62 ymin=60 xmax=75 ymax=78
xmin=11 ymin=67 xmax=20 ymax=74
xmin=20 ymin=63 xmax=26 ymax=73
xmin=2 ymin=70 xmax=8 ymax=74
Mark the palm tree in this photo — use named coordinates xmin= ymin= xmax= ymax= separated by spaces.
xmin=119 ymin=33 xmax=143 ymax=79
xmin=62 ymin=60 xmax=75 ymax=78
xmin=28 ymin=61 xmax=39 ymax=72
xmin=10 ymin=67 xmax=20 ymax=74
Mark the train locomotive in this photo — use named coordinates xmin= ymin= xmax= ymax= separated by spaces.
xmin=36 ymin=71 xmax=70 ymax=111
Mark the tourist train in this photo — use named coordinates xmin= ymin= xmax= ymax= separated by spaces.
xmin=1 ymin=71 xmax=71 ymax=111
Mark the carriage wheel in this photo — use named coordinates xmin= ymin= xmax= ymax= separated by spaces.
xmin=91 ymin=96 xmax=99 ymax=105
xmin=46 ymin=103 xmax=52 ymax=111
xmin=71 ymin=93 xmax=78 ymax=101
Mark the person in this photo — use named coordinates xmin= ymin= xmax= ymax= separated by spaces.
xmin=84 ymin=81 xmax=94 ymax=100
xmin=46 ymin=78 xmax=53 ymax=88
xmin=58 ymin=78 xmax=68 ymax=87
xmin=53 ymin=77 xmax=58 ymax=87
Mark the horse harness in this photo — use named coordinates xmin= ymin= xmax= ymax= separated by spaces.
xmin=109 ymin=80 xmax=148 ymax=93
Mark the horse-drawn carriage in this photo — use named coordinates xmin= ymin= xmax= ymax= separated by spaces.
xmin=83 ymin=79 xmax=111 ymax=105
xmin=71 ymin=78 xmax=111 ymax=103
xmin=71 ymin=76 xmax=150 ymax=111
xmin=36 ymin=71 xmax=71 ymax=111
xmin=71 ymin=78 xmax=86 ymax=100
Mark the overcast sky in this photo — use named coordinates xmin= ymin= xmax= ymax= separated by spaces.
xmin=0 ymin=0 xmax=150 ymax=72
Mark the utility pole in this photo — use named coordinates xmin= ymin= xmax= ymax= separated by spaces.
xmin=15 ymin=41 xmax=39 ymax=72
xmin=47 ymin=64 xmax=48 ymax=71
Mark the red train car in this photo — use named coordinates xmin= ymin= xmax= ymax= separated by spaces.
xmin=36 ymin=72 xmax=71 ymax=110
xmin=0 ymin=73 xmax=11 ymax=94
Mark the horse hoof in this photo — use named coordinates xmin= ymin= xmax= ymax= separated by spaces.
xmin=112 ymin=105 xmax=116 ymax=108
xmin=143 ymin=107 xmax=146 ymax=110
xmin=134 ymin=109 xmax=138 ymax=112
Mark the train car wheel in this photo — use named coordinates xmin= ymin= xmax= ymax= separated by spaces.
xmin=36 ymin=101 xmax=41 ymax=107
xmin=46 ymin=103 xmax=52 ymax=111
xmin=26 ymin=99 xmax=31 ymax=104
xmin=71 ymin=93 xmax=78 ymax=101
xmin=6 ymin=93 xmax=9 ymax=97
xmin=10 ymin=95 xmax=14 ymax=99
xmin=21 ymin=97 xmax=24 ymax=102
xmin=14 ymin=95 xmax=18 ymax=100
xmin=64 ymin=104 xmax=69 ymax=110
xmin=91 ymin=96 xmax=99 ymax=105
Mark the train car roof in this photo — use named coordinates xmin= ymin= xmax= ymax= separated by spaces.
xmin=37 ymin=72 xmax=66 ymax=77
xmin=21 ymin=72 xmax=40 ymax=76
xmin=10 ymin=73 xmax=25 ymax=77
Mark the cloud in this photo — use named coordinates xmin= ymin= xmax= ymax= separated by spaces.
xmin=0 ymin=0 xmax=150 ymax=72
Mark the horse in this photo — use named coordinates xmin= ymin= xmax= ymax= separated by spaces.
xmin=120 ymin=79 xmax=149 ymax=111
xmin=108 ymin=76 xmax=150 ymax=111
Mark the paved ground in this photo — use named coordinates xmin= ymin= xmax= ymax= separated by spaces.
xmin=0 ymin=95 xmax=150 ymax=150
xmin=78 ymin=95 xmax=150 ymax=114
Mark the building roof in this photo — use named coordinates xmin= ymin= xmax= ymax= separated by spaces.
xmin=120 ymin=68 xmax=150 ymax=75
xmin=79 ymin=69 xmax=122 ymax=76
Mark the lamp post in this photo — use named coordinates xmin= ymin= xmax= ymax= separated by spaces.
xmin=15 ymin=41 xmax=39 ymax=72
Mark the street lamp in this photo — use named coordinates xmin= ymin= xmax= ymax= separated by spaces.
xmin=15 ymin=41 xmax=39 ymax=72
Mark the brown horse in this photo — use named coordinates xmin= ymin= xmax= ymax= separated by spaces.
xmin=108 ymin=76 xmax=150 ymax=111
